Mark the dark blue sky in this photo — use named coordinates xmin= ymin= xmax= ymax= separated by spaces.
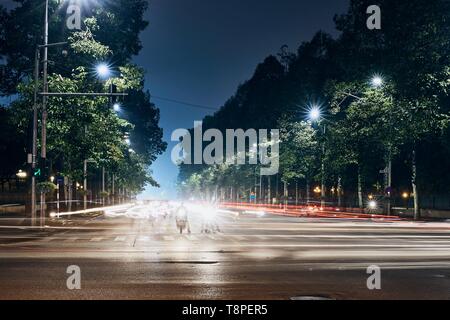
xmin=135 ymin=0 xmax=349 ymax=199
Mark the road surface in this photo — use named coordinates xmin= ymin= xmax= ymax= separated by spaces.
xmin=0 ymin=204 xmax=450 ymax=299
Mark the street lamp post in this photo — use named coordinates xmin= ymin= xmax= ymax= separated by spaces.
xmin=370 ymin=75 xmax=393 ymax=215
xmin=308 ymin=106 xmax=327 ymax=208
xmin=42 ymin=0 xmax=49 ymax=161
xmin=30 ymin=48 xmax=40 ymax=226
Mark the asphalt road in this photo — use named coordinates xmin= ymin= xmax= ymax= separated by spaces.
xmin=1 ymin=204 xmax=450 ymax=300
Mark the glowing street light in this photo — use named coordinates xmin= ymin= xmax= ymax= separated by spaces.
xmin=113 ymin=103 xmax=121 ymax=112
xmin=371 ymin=75 xmax=384 ymax=88
xmin=96 ymin=63 xmax=111 ymax=79
xmin=368 ymin=200 xmax=378 ymax=209
xmin=16 ymin=170 xmax=27 ymax=179
xmin=308 ymin=106 xmax=321 ymax=122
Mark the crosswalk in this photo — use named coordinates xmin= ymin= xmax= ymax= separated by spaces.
xmin=34 ymin=233 xmax=450 ymax=245
xmin=40 ymin=233 xmax=267 ymax=243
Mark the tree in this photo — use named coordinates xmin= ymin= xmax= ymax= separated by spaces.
xmin=335 ymin=0 xmax=450 ymax=218
xmin=278 ymin=116 xmax=319 ymax=202
xmin=0 ymin=1 xmax=166 ymax=202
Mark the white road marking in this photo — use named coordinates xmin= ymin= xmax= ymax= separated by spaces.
xmin=90 ymin=237 xmax=103 ymax=242
xmin=114 ymin=236 xmax=127 ymax=242
xmin=40 ymin=237 xmax=55 ymax=242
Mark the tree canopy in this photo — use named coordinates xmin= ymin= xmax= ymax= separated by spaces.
xmin=0 ymin=0 xmax=166 ymax=195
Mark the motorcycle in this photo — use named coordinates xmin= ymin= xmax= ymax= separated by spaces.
xmin=176 ymin=216 xmax=188 ymax=234
xmin=175 ymin=206 xmax=190 ymax=234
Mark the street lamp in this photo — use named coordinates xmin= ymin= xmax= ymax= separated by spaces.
xmin=16 ymin=170 xmax=27 ymax=179
xmin=371 ymin=75 xmax=384 ymax=88
xmin=95 ymin=63 xmax=112 ymax=79
xmin=370 ymin=74 xmax=394 ymax=215
xmin=113 ymin=103 xmax=121 ymax=112
xmin=308 ymin=106 xmax=321 ymax=122
xmin=307 ymin=105 xmax=326 ymax=208
xmin=368 ymin=200 xmax=378 ymax=210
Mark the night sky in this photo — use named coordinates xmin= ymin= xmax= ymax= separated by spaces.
xmin=3 ymin=0 xmax=350 ymax=199
xmin=137 ymin=0 xmax=349 ymax=199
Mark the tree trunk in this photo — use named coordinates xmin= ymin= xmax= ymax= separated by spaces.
xmin=385 ymin=154 xmax=392 ymax=216
xmin=412 ymin=149 xmax=420 ymax=220
xmin=337 ymin=176 xmax=342 ymax=208
xmin=276 ymin=173 xmax=279 ymax=202
xmin=68 ymin=179 xmax=73 ymax=212
xmin=306 ymin=179 xmax=310 ymax=205
xmin=357 ymin=167 xmax=363 ymax=209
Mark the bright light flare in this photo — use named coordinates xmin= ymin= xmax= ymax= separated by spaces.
xmin=187 ymin=202 xmax=217 ymax=219
xmin=113 ymin=103 xmax=121 ymax=112
xmin=95 ymin=63 xmax=111 ymax=79
xmin=368 ymin=200 xmax=378 ymax=209
xmin=308 ymin=106 xmax=321 ymax=122
xmin=244 ymin=210 xmax=266 ymax=217
xmin=16 ymin=170 xmax=27 ymax=179
xmin=371 ymin=75 xmax=383 ymax=88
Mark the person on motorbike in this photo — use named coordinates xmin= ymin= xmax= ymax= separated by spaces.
xmin=176 ymin=203 xmax=191 ymax=234
xmin=200 ymin=202 xmax=220 ymax=233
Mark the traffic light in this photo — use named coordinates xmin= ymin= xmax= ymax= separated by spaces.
xmin=33 ymin=168 xmax=41 ymax=177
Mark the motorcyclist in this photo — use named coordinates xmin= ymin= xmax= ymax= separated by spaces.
xmin=176 ymin=203 xmax=191 ymax=234
xmin=201 ymin=202 xmax=220 ymax=233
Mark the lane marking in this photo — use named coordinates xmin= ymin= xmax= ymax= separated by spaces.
xmin=40 ymin=237 xmax=55 ymax=242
